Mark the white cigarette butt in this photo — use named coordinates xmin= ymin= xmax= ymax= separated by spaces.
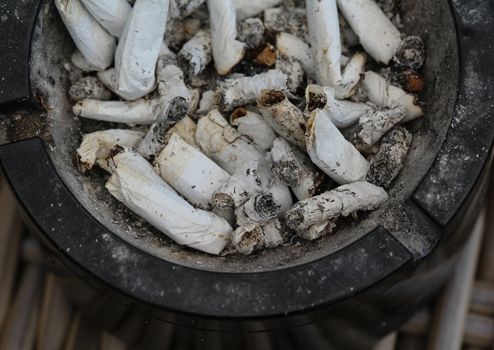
xmin=155 ymin=134 xmax=231 ymax=210
xmin=77 ymin=129 xmax=144 ymax=172
xmin=195 ymin=110 xmax=265 ymax=175
xmin=73 ymin=98 xmax=161 ymax=125
xmin=337 ymin=0 xmax=401 ymax=64
xmin=80 ymin=0 xmax=131 ymax=38
xmin=363 ymin=71 xmax=424 ymax=122
xmin=306 ymin=0 xmax=342 ymax=86
xmin=207 ymin=0 xmax=246 ymax=75
xmin=106 ymin=147 xmax=233 ymax=255
xmin=230 ymin=108 xmax=277 ymax=151
xmin=257 ymin=90 xmax=306 ymax=150
xmin=306 ymin=107 xmax=370 ymax=184
xmin=285 ymin=181 xmax=388 ymax=231
xmin=115 ymin=0 xmax=169 ymax=100
xmin=233 ymin=0 xmax=282 ymax=21
xmin=221 ymin=70 xmax=288 ymax=111
xmin=55 ymin=0 xmax=116 ymax=71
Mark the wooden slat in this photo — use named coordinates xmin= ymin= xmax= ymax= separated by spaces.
xmin=470 ymin=281 xmax=494 ymax=316
xmin=0 ymin=182 xmax=23 ymax=330
xmin=0 ymin=265 xmax=44 ymax=350
xmin=426 ymin=212 xmax=485 ymax=350
xmin=478 ymin=172 xmax=494 ymax=281
xmin=396 ymin=334 xmax=426 ymax=350
xmin=101 ymin=332 xmax=127 ymax=350
xmin=64 ymin=311 xmax=101 ymax=350
xmin=374 ymin=332 xmax=398 ymax=350
xmin=0 ymin=212 xmax=23 ymax=332
xmin=402 ymin=310 xmax=494 ymax=348
xmin=37 ymin=273 xmax=73 ymax=350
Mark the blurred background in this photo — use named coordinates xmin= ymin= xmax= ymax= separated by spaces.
xmin=0 ymin=171 xmax=493 ymax=350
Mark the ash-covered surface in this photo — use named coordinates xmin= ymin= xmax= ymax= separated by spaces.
xmin=27 ymin=0 xmax=459 ymax=273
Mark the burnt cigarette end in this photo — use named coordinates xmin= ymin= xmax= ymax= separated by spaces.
xmin=307 ymin=91 xmax=327 ymax=113
xmin=212 ymin=192 xmax=235 ymax=211
xmin=254 ymin=193 xmax=282 ymax=219
xmin=108 ymin=145 xmax=125 ymax=160
xmin=272 ymin=160 xmax=302 ymax=187
xmin=237 ymin=18 xmax=265 ymax=50
xmin=399 ymin=69 xmax=424 ymax=93
xmin=367 ymin=126 xmax=413 ymax=188
xmin=230 ymin=107 xmax=248 ymax=123
xmin=232 ymin=225 xmax=265 ymax=255
xmin=255 ymin=44 xmax=277 ymax=67
xmin=285 ymin=207 xmax=305 ymax=229
xmin=167 ymin=96 xmax=189 ymax=123
xmin=258 ymin=90 xmax=285 ymax=107
xmin=393 ymin=36 xmax=426 ymax=70
xmin=349 ymin=81 xmax=369 ymax=103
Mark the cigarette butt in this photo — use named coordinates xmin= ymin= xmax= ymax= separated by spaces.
xmin=213 ymin=157 xmax=292 ymax=213
xmin=231 ymin=217 xmax=285 ymax=254
xmin=212 ymin=158 xmax=273 ymax=210
xmin=297 ymin=221 xmax=336 ymax=241
xmin=73 ymin=97 xmax=161 ymax=125
xmin=188 ymin=89 xmax=201 ymax=115
xmin=197 ymin=90 xmax=220 ymax=115
xmin=169 ymin=0 xmax=205 ymax=20
xmin=257 ymin=90 xmax=306 ymax=150
xmin=233 ymin=0 xmax=282 ymax=21
xmin=156 ymin=54 xmax=191 ymax=103
xmin=55 ymin=0 xmax=116 ymax=71
xmin=235 ymin=193 xmax=283 ymax=226
xmin=276 ymin=56 xmax=304 ymax=93
xmin=80 ymin=0 xmax=131 ymax=38
xmin=335 ymin=52 xmax=367 ymax=99
xmin=96 ymin=68 xmax=118 ymax=94
xmin=69 ymin=76 xmax=112 ymax=102
xmin=177 ymin=30 xmax=212 ymax=77
xmin=255 ymin=44 xmax=277 ymax=67
xmin=264 ymin=8 xmax=308 ymax=41
xmin=398 ymin=69 xmax=425 ymax=93
xmin=276 ymin=32 xmax=315 ymax=78
xmin=230 ymin=107 xmax=277 ymax=151
xmin=231 ymin=224 xmax=265 ymax=255
xmin=165 ymin=17 xmax=202 ymax=51
xmin=71 ymin=50 xmax=101 ymax=73
xmin=115 ymin=0 xmax=169 ymax=100
xmin=262 ymin=218 xmax=285 ymax=248
xmin=367 ymin=126 xmax=412 ymax=188
xmin=207 ymin=0 xmax=246 ymax=75
xmin=306 ymin=107 xmax=370 ymax=184
xmin=270 ymin=138 xmax=325 ymax=200
xmin=393 ymin=36 xmax=425 ymax=70
xmin=221 ymin=70 xmax=288 ymax=111
xmin=155 ymin=134 xmax=231 ymax=210
xmin=285 ymin=181 xmax=388 ymax=231
xmin=137 ymin=96 xmax=189 ymax=160
xmin=237 ymin=18 xmax=265 ymax=49
xmin=76 ymin=129 xmax=144 ymax=172
xmin=349 ymin=105 xmax=407 ymax=152
xmin=363 ymin=71 xmax=424 ymax=122
xmin=337 ymin=0 xmax=402 ymax=65
xmin=164 ymin=116 xmax=198 ymax=148
xmin=305 ymin=84 xmax=371 ymax=128
xmin=195 ymin=110 xmax=265 ymax=175
xmin=106 ymin=147 xmax=233 ymax=255
xmin=306 ymin=0 xmax=342 ymax=86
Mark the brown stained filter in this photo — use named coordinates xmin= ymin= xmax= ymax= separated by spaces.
xmin=255 ymin=44 xmax=277 ymax=67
